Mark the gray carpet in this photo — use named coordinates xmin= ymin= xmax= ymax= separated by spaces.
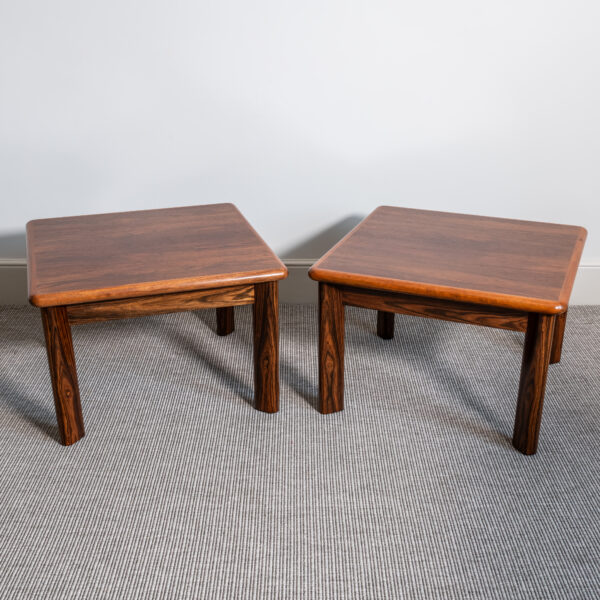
xmin=0 ymin=305 xmax=599 ymax=599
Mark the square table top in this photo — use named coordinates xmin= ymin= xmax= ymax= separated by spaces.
xmin=27 ymin=203 xmax=287 ymax=307
xmin=309 ymin=206 xmax=586 ymax=313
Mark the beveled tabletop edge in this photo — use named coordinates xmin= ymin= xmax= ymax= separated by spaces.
xmin=26 ymin=203 xmax=288 ymax=307
xmin=308 ymin=267 xmax=567 ymax=313
xmin=308 ymin=206 xmax=588 ymax=315
xmin=28 ymin=268 xmax=288 ymax=308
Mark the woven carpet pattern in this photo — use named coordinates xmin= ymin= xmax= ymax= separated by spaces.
xmin=0 ymin=305 xmax=599 ymax=599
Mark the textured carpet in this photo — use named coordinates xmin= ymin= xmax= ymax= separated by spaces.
xmin=0 ymin=305 xmax=599 ymax=599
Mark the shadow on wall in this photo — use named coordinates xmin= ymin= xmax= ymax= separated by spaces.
xmin=280 ymin=215 xmax=364 ymax=259
xmin=278 ymin=214 xmax=364 ymax=304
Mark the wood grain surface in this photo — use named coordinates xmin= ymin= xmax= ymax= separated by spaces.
xmin=27 ymin=203 xmax=287 ymax=307
xmin=513 ymin=313 xmax=556 ymax=455
xmin=67 ymin=285 xmax=253 ymax=324
xmin=41 ymin=306 xmax=85 ymax=445
xmin=342 ymin=286 xmax=528 ymax=332
xmin=318 ymin=283 xmax=345 ymax=414
xmin=253 ymin=282 xmax=280 ymax=413
xmin=309 ymin=206 xmax=586 ymax=314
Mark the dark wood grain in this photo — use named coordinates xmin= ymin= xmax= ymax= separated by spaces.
xmin=67 ymin=286 xmax=253 ymax=324
xmin=27 ymin=203 xmax=287 ymax=307
xmin=310 ymin=205 xmax=584 ymax=454
xmin=342 ymin=286 xmax=528 ymax=332
xmin=216 ymin=307 xmax=235 ymax=336
xmin=30 ymin=203 xmax=287 ymax=445
xmin=377 ymin=311 xmax=395 ymax=339
xmin=309 ymin=206 xmax=586 ymax=314
xmin=550 ymin=310 xmax=567 ymax=364
xmin=41 ymin=306 xmax=84 ymax=446
xmin=253 ymin=282 xmax=279 ymax=413
xmin=513 ymin=313 xmax=556 ymax=455
xmin=319 ymin=283 xmax=345 ymax=414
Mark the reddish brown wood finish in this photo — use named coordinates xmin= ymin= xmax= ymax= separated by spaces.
xmin=377 ymin=311 xmax=395 ymax=339
xmin=309 ymin=206 xmax=586 ymax=314
xmin=319 ymin=283 xmax=345 ymax=414
xmin=311 ymin=206 xmax=586 ymax=455
xmin=27 ymin=203 xmax=287 ymax=307
xmin=28 ymin=203 xmax=287 ymax=445
xmin=48 ymin=279 xmax=280 ymax=444
xmin=41 ymin=306 xmax=85 ymax=445
xmin=67 ymin=286 xmax=253 ymax=324
xmin=550 ymin=310 xmax=567 ymax=365
xmin=342 ymin=286 xmax=528 ymax=332
xmin=253 ymin=282 xmax=279 ymax=412
xmin=216 ymin=307 xmax=235 ymax=336
xmin=513 ymin=313 xmax=556 ymax=455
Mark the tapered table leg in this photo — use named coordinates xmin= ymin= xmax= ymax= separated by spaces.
xmin=319 ymin=283 xmax=345 ymax=413
xmin=216 ymin=306 xmax=234 ymax=336
xmin=513 ymin=313 xmax=555 ymax=455
xmin=41 ymin=306 xmax=85 ymax=446
xmin=377 ymin=310 xmax=395 ymax=339
xmin=253 ymin=282 xmax=279 ymax=412
xmin=550 ymin=310 xmax=567 ymax=365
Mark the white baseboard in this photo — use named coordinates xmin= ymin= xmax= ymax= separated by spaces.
xmin=279 ymin=259 xmax=318 ymax=304
xmin=572 ymin=263 xmax=600 ymax=305
xmin=1 ymin=258 xmax=599 ymax=306
xmin=0 ymin=259 xmax=28 ymax=305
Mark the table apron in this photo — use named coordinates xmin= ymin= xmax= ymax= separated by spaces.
xmin=67 ymin=284 xmax=255 ymax=325
xmin=340 ymin=285 xmax=529 ymax=332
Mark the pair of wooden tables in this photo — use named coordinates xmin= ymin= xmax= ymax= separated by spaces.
xmin=27 ymin=204 xmax=586 ymax=454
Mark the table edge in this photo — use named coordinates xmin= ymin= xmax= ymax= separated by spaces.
xmin=29 ymin=268 xmax=288 ymax=308
xmin=308 ymin=266 xmax=568 ymax=314
xmin=27 ymin=203 xmax=289 ymax=308
xmin=309 ymin=207 xmax=588 ymax=315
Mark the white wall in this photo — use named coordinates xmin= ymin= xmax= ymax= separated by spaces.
xmin=1 ymin=1 xmax=599 ymax=301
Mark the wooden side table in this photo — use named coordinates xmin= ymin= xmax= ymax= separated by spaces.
xmin=309 ymin=206 xmax=587 ymax=455
xmin=27 ymin=203 xmax=287 ymax=445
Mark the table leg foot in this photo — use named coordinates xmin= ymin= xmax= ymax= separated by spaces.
xmin=216 ymin=307 xmax=234 ymax=336
xmin=253 ymin=282 xmax=279 ymax=412
xmin=377 ymin=310 xmax=394 ymax=339
xmin=550 ymin=310 xmax=567 ymax=364
xmin=512 ymin=313 xmax=555 ymax=455
xmin=41 ymin=306 xmax=84 ymax=446
xmin=319 ymin=283 xmax=345 ymax=413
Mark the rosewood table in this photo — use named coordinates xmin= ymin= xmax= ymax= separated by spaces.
xmin=27 ymin=203 xmax=287 ymax=446
xmin=309 ymin=206 xmax=587 ymax=455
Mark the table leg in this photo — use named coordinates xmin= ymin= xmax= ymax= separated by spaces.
xmin=513 ymin=313 xmax=555 ymax=455
xmin=216 ymin=306 xmax=234 ymax=336
xmin=550 ymin=310 xmax=567 ymax=365
xmin=41 ymin=306 xmax=85 ymax=446
xmin=377 ymin=310 xmax=395 ymax=339
xmin=253 ymin=282 xmax=279 ymax=412
xmin=319 ymin=283 xmax=345 ymax=413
